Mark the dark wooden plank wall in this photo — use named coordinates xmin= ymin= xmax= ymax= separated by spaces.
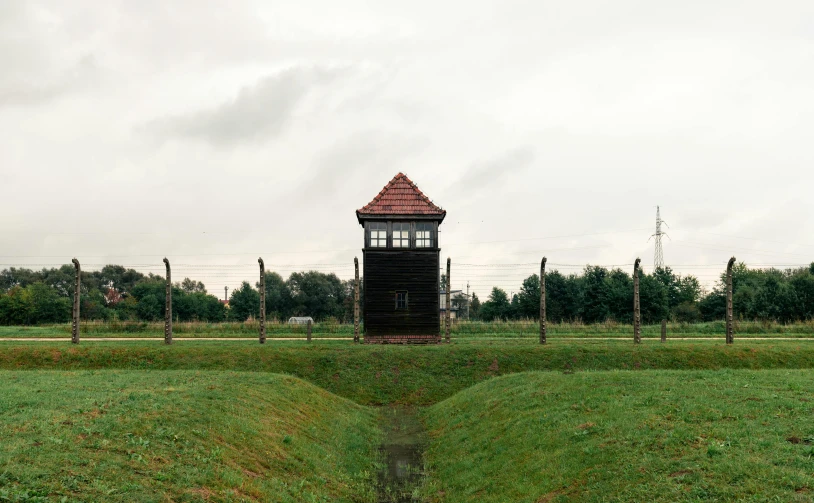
xmin=363 ymin=250 xmax=440 ymax=336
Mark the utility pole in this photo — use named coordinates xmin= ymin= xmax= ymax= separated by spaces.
xmin=466 ymin=281 xmax=470 ymax=320
xmin=71 ymin=258 xmax=81 ymax=344
xmin=258 ymin=258 xmax=266 ymax=344
xmin=540 ymin=257 xmax=547 ymax=344
xmin=445 ymin=258 xmax=451 ymax=343
xmin=726 ymin=256 xmax=736 ymax=344
xmin=163 ymin=258 xmax=172 ymax=344
xmin=633 ymin=258 xmax=641 ymax=344
xmin=649 ymin=206 xmax=669 ymax=270
xmin=354 ymin=257 xmax=360 ymax=343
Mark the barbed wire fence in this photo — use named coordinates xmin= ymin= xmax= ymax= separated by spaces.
xmin=1 ymin=256 xmax=813 ymax=344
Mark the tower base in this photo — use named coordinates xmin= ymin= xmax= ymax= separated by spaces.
xmin=363 ymin=334 xmax=442 ymax=344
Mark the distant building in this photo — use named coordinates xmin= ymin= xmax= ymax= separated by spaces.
xmin=440 ymin=290 xmax=463 ymax=320
xmin=288 ymin=316 xmax=313 ymax=325
xmin=357 ymin=173 xmax=446 ymax=343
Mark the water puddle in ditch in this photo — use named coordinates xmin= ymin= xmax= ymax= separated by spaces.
xmin=376 ymin=406 xmax=427 ymax=503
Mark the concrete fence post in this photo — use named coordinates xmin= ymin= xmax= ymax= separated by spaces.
xmin=726 ymin=256 xmax=736 ymax=344
xmin=661 ymin=319 xmax=667 ymax=343
xmin=540 ymin=257 xmax=547 ymax=344
xmin=307 ymin=319 xmax=312 ymax=343
xmin=71 ymin=258 xmax=80 ymax=344
xmin=163 ymin=258 xmax=172 ymax=345
xmin=445 ymin=257 xmax=451 ymax=343
xmin=633 ymin=258 xmax=641 ymax=344
xmin=258 ymin=258 xmax=266 ymax=344
xmin=354 ymin=257 xmax=360 ymax=344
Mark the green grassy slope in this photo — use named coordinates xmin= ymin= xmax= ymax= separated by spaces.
xmin=0 ymin=371 xmax=379 ymax=503
xmin=3 ymin=341 xmax=814 ymax=405
xmin=421 ymin=370 xmax=814 ymax=502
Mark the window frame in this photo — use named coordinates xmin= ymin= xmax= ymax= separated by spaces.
xmin=392 ymin=222 xmax=411 ymax=248
xmin=395 ymin=290 xmax=408 ymax=309
xmin=368 ymin=222 xmax=387 ymax=248
xmin=415 ymin=222 xmax=434 ymax=248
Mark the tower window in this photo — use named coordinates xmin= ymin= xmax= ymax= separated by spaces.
xmin=393 ymin=222 xmax=410 ymax=248
xmin=369 ymin=222 xmax=387 ymax=247
xmin=416 ymin=223 xmax=433 ymax=247
xmin=395 ymin=291 xmax=408 ymax=309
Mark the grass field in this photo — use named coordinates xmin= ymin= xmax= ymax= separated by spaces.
xmin=422 ymin=370 xmax=814 ymax=502
xmin=3 ymin=340 xmax=814 ymax=406
xmin=3 ymin=342 xmax=814 ymax=501
xmin=5 ymin=319 xmax=814 ymax=339
xmin=0 ymin=371 xmax=379 ymax=503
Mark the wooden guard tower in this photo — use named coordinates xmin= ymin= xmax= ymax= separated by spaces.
xmin=357 ymin=173 xmax=446 ymax=343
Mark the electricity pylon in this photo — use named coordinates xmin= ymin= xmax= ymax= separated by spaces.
xmin=648 ymin=206 xmax=669 ymax=270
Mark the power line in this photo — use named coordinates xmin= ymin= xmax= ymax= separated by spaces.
xmin=673 ymin=241 xmax=814 ymax=258
xmin=444 ymin=228 xmax=651 ymax=246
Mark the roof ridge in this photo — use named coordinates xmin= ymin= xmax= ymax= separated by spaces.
xmin=357 ymin=173 xmax=446 ymax=219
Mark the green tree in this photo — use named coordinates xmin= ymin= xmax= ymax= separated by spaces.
xmin=178 ymin=278 xmax=207 ymax=295
xmin=286 ymin=272 xmax=347 ymax=320
xmin=178 ymin=292 xmax=226 ymax=322
xmin=480 ymin=287 xmax=511 ymax=321
xmin=545 ymin=271 xmax=583 ymax=322
xmin=791 ymin=269 xmax=814 ymax=319
xmin=0 ymin=267 xmax=39 ymax=291
xmin=113 ymin=296 xmax=139 ymax=321
xmin=229 ymin=282 xmax=260 ymax=322
xmin=0 ymin=286 xmax=34 ymax=324
xmin=653 ymin=267 xmax=701 ymax=319
xmin=98 ymin=265 xmax=145 ymax=298
xmin=469 ymin=293 xmax=481 ymax=320
xmin=80 ymin=288 xmax=110 ymax=321
xmin=699 ymin=288 xmax=725 ymax=321
xmin=639 ymin=273 xmax=669 ymax=323
xmin=257 ymin=271 xmax=292 ymax=320
xmin=604 ymin=268 xmax=633 ymax=324
xmin=452 ymin=292 xmax=469 ymax=318
xmin=752 ymin=273 xmax=799 ymax=322
xmin=515 ymin=275 xmax=540 ymax=319
xmin=39 ymin=265 xmax=75 ymax=298
xmin=131 ymin=279 xmax=166 ymax=321
xmin=135 ymin=294 xmax=162 ymax=321
xmin=582 ymin=266 xmax=609 ymax=323
xmin=28 ymin=282 xmax=71 ymax=323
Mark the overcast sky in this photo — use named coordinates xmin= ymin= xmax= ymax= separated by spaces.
xmin=2 ymin=0 xmax=813 ymax=298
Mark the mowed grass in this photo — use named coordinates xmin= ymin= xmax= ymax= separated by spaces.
xmin=3 ymin=340 xmax=814 ymax=405
xmin=0 ymin=371 xmax=379 ymax=503
xmin=5 ymin=344 xmax=814 ymax=502
xmin=421 ymin=370 xmax=814 ymax=502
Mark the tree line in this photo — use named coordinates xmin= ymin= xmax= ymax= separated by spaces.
xmin=1 ymin=262 xmax=813 ymax=325
xmin=0 ymin=265 xmax=357 ymax=325
xmin=467 ymin=263 xmax=814 ymax=324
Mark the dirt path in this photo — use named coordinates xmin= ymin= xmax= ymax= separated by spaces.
xmin=376 ymin=406 xmax=427 ymax=503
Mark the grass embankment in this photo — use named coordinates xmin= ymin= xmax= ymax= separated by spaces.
xmin=5 ymin=319 xmax=814 ymax=338
xmin=3 ymin=341 xmax=814 ymax=405
xmin=0 ymin=371 xmax=379 ymax=503
xmin=422 ymin=370 xmax=814 ymax=502
xmin=4 ymin=347 xmax=814 ymax=501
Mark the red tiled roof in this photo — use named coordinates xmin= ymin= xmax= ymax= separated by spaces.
xmin=357 ymin=173 xmax=446 ymax=221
